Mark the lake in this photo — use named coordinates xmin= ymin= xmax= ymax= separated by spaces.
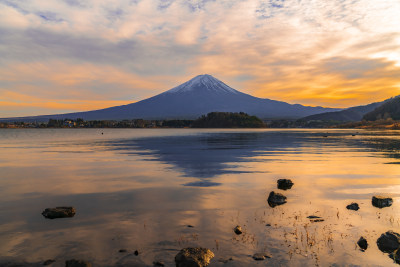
xmin=0 ymin=128 xmax=399 ymax=266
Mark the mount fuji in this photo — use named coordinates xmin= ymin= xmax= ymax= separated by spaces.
xmin=1 ymin=74 xmax=340 ymax=121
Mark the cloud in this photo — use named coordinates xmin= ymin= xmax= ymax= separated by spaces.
xmin=0 ymin=0 xmax=400 ymax=116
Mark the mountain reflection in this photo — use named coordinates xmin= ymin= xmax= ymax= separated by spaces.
xmin=101 ymin=131 xmax=367 ymax=186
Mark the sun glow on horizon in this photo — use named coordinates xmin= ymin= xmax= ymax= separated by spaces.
xmin=1 ymin=0 xmax=400 ymax=116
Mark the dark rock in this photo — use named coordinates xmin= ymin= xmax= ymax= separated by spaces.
xmin=119 ymin=249 xmax=127 ymax=253
xmin=346 ymin=203 xmax=360 ymax=211
xmin=187 ymin=225 xmax=194 ymax=228
xmin=267 ymin=191 xmax=287 ymax=207
xmin=252 ymin=253 xmax=271 ymax=261
xmin=42 ymin=207 xmax=75 ymax=219
xmin=391 ymin=248 xmax=400 ymax=264
xmin=377 ymin=231 xmax=400 ymax=253
xmin=65 ymin=260 xmax=91 ymax=267
xmin=372 ymin=196 xmax=393 ymax=208
xmin=218 ymin=258 xmax=233 ymax=263
xmin=307 ymin=215 xmax=324 ymax=222
xmin=134 ymin=250 xmax=139 ymax=256
xmin=233 ymin=225 xmax=242 ymax=235
xmin=357 ymin=237 xmax=368 ymax=251
xmin=277 ymin=179 xmax=294 ymax=190
xmin=153 ymin=261 xmax=165 ymax=266
xmin=43 ymin=259 xmax=56 ymax=265
xmin=265 ymin=224 xmax=271 ymax=227
xmin=175 ymin=247 xmax=214 ymax=267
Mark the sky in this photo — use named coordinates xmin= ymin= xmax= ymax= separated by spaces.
xmin=1 ymin=0 xmax=400 ymax=117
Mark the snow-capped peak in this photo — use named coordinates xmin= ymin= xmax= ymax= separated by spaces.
xmin=166 ymin=74 xmax=240 ymax=94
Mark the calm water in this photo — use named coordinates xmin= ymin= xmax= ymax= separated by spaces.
xmin=1 ymin=128 xmax=400 ymax=266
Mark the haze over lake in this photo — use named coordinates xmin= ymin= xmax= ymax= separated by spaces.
xmin=1 ymin=129 xmax=400 ymax=266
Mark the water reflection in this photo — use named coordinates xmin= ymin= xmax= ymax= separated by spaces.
xmin=101 ymin=131 xmax=368 ymax=186
xmin=2 ymin=129 xmax=400 ymax=267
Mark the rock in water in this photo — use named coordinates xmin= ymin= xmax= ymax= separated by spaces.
xmin=267 ymin=191 xmax=287 ymax=207
xmin=307 ymin=215 xmax=324 ymax=223
xmin=391 ymin=248 xmax=400 ymax=264
xmin=372 ymin=196 xmax=393 ymax=208
xmin=277 ymin=179 xmax=294 ymax=190
xmin=377 ymin=231 xmax=400 ymax=253
xmin=357 ymin=237 xmax=368 ymax=251
xmin=42 ymin=207 xmax=75 ymax=219
xmin=252 ymin=253 xmax=271 ymax=261
xmin=233 ymin=225 xmax=242 ymax=235
xmin=65 ymin=260 xmax=91 ymax=267
xmin=153 ymin=261 xmax=165 ymax=266
xmin=175 ymin=247 xmax=214 ymax=267
xmin=346 ymin=203 xmax=360 ymax=211
xmin=43 ymin=259 xmax=56 ymax=265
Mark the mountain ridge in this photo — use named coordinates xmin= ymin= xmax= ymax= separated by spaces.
xmin=1 ymin=74 xmax=340 ymax=122
xmin=301 ymin=101 xmax=384 ymax=122
xmin=363 ymin=96 xmax=400 ymax=121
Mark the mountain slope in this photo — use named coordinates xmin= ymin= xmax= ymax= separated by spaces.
xmin=363 ymin=96 xmax=400 ymax=121
xmin=301 ymin=101 xmax=384 ymax=122
xmin=1 ymin=74 xmax=340 ymax=122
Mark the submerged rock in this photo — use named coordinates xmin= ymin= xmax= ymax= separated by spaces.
xmin=233 ymin=225 xmax=242 ymax=235
xmin=65 ymin=260 xmax=91 ymax=267
xmin=372 ymin=196 xmax=393 ymax=208
xmin=42 ymin=207 xmax=75 ymax=219
xmin=277 ymin=179 xmax=294 ymax=190
xmin=175 ymin=247 xmax=214 ymax=267
xmin=377 ymin=231 xmax=400 ymax=253
xmin=346 ymin=203 xmax=360 ymax=211
xmin=252 ymin=253 xmax=271 ymax=261
xmin=43 ymin=259 xmax=56 ymax=265
xmin=307 ymin=215 xmax=324 ymax=223
xmin=218 ymin=258 xmax=233 ymax=263
xmin=391 ymin=248 xmax=400 ymax=264
xmin=357 ymin=237 xmax=368 ymax=251
xmin=267 ymin=191 xmax=287 ymax=207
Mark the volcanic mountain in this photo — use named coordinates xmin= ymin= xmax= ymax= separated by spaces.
xmin=1 ymin=74 xmax=340 ymax=121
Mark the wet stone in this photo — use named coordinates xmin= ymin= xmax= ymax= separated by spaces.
xmin=377 ymin=231 xmax=400 ymax=253
xmin=43 ymin=259 xmax=56 ymax=265
xmin=175 ymin=247 xmax=214 ymax=267
xmin=390 ymin=248 xmax=400 ymax=264
xmin=277 ymin=179 xmax=294 ymax=190
xmin=42 ymin=207 xmax=75 ymax=219
xmin=357 ymin=237 xmax=368 ymax=251
xmin=234 ymin=225 xmax=243 ymax=235
xmin=372 ymin=196 xmax=393 ymax=208
xmin=346 ymin=203 xmax=360 ymax=211
xmin=218 ymin=258 xmax=233 ymax=263
xmin=307 ymin=215 xmax=324 ymax=223
xmin=267 ymin=191 xmax=287 ymax=208
xmin=65 ymin=260 xmax=91 ymax=267
xmin=252 ymin=253 xmax=271 ymax=261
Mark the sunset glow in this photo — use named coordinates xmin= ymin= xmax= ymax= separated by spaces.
xmin=1 ymin=0 xmax=400 ymax=116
